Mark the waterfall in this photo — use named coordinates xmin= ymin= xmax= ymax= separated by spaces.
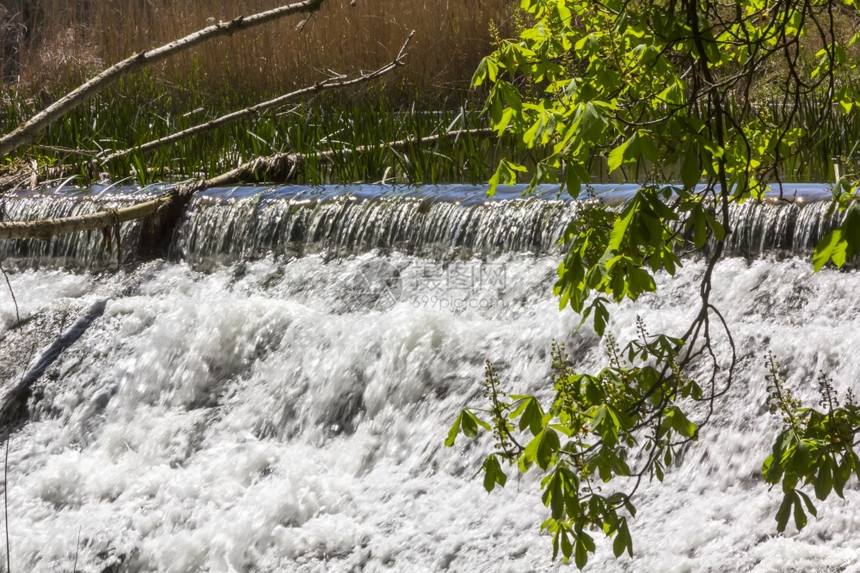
xmin=0 ymin=183 xmax=857 ymax=572
xmin=0 ymin=183 xmax=845 ymax=269
xmin=0 ymin=184 xmax=171 ymax=270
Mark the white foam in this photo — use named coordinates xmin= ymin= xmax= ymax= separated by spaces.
xmin=1 ymin=254 xmax=858 ymax=571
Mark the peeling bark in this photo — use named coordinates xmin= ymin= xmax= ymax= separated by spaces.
xmin=0 ymin=192 xmax=180 ymax=240
xmin=0 ymin=127 xmax=497 ymax=245
xmin=0 ymin=0 xmax=323 ymax=157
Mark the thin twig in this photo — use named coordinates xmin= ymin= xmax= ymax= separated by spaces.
xmin=72 ymin=526 xmax=81 ymax=573
xmin=4 ymin=427 xmax=9 ymax=573
xmin=0 ymin=264 xmax=19 ymax=326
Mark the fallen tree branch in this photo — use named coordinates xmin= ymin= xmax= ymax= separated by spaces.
xmin=0 ymin=299 xmax=107 ymax=428
xmin=0 ymin=0 xmax=323 ymax=157
xmin=98 ymin=31 xmax=415 ymax=166
xmin=205 ymin=127 xmax=499 ymax=186
xmin=0 ymin=192 xmax=179 ymax=240
xmin=11 ymin=30 xmax=414 ymax=189
xmin=0 ymin=126 xmax=500 ymax=242
xmin=313 ymin=127 xmax=497 ymax=162
xmin=0 ymin=124 xmax=499 ymax=242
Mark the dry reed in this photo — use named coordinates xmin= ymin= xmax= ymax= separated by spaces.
xmin=4 ymin=0 xmax=513 ymax=103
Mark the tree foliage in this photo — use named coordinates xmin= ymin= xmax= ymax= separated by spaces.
xmin=448 ymin=0 xmax=860 ymax=567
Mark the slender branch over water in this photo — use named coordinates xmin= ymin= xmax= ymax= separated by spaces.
xmin=0 ymin=0 xmax=325 ymax=157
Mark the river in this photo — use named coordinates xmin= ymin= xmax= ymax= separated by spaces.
xmin=0 ymin=184 xmax=856 ymax=572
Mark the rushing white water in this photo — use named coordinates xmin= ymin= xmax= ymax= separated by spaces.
xmin=0 ymin=184 xmax=858 ymax=572
xmin=2 ymin=254 xmax=859 ymax=572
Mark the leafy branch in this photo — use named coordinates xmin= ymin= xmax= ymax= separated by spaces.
xmin=449 ymin=0 xmax=860 ymax=568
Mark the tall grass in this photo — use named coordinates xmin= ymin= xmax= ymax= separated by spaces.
xmin=776 ymin=96 xmax=860 ymax=181
xmin=0 ymin=1 xmax=521 ymax=187
xmin=2 ymin=79 xmax=855 ymax=188
xmin=0 ymin=78 xmax=520 ymax=185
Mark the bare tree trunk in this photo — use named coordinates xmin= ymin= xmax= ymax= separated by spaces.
xmin=97 ymin=32 xmax=415 ymax=166
xmin=0 ymin=191 xmax=180 ymax=240
xmin=0 ymin=127 xmax=497 ymax=242
xmin=0 ymin=0 xmax=323 ymax=157
xmin=3 ymin=32 xmax=415 ymax=189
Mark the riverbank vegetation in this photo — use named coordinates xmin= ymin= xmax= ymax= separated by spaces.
xmin=0 ymin=0 xmax=523 ymax=188
xmin=2 ymin=0 xmax=857 ymax=190
xmin=0 ymin=0 xmax=513 ymax=102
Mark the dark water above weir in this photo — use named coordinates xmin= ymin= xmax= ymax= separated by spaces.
xmin=0 ymin=183 xmax=858 ymax=572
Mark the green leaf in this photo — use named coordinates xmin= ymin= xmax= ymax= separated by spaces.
xmin=461 ymin=410 xmax=479 ymax=438
xmin=537 ymin=427 xmax=561 ymax=470
xmin=519 ymin=397 xmax=545 ymax=436
xmin=669 ymin=407 xmax=697 ymax=439
xmin=487 ymin=163 xmax=502 ymax=197
xmin=471 ymin=56 xmax=489 ymax=87
xmin=626 ymin=266 xmax=656 ymax=298
xmin=580 ymin=102 xmax=605 ymax=143
xmin=834 ymin=455 xmax=851 ymax=498
xmin=612 ymin=519 xmax=633 ymax=558
xmin=482 ymin=454 xmax=508 ymax=492
xmin=559 ymin=528 xmax=573 ymax=562
xmin=689 ymin=205 xmax=707 ymax=249
xmin=525 ymin=427 xmax=559 ymax=470
xmin=487 ymin=159 xmax=527 ymax=197
xmin=763 ymin=453 xmax=782 ymax=483
xmin=551 ymin=522 xmax=561 ymax=561
xmin=522 ymin=430 xmax=543 ymax=467
xmin=813 ymin=229 xmax=846 ymax=271
xmin=624 ymin=498 xmax=637 ymax=517
xmin=591 ymin=404 xmax=607 ymax=429
xmin=489 ymin=92 xmax=504 ymax=124
xmin=499 ymin=81 xmax=523 ymax=111
xmin=775 ymin=492 xmax=793 ymax=533
xmin=793 ymin=495 xmax=808 ymax=530
xmin=796 ymin=489 xmax=817 ymax=518
xmin=444 ymin=412 xmax=462 ymax=447
xmin=469 ymin=410 xmax=491 ymax=433
xmin=637 ymin=134 xmax=658 ymax=163
xmin=549 ymin=471 xmax=564 ymax=518
xmin=609 ymin=197 xmax=639 ymax=251
xmin=842 ymin=205 xmax=860 ymax=257
xmin=565 ymin=164 xmax=582 ymax=198
xmin=814 ymin=459 xmax=833 ymax=500
xmin=787 ymin=440 xmax=810 ymax=474
xmin=574 ymin=534 xmax=588 ymax=569
xmin=592 ymin=405 xmax=621 ymax=446
xmin=608 ymin=135 xmax=634 ymax=172
xmin=704 ymin=210 xmax=726 ymax=242
xmin=593 ymin=298 xmax=609 ymax=337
